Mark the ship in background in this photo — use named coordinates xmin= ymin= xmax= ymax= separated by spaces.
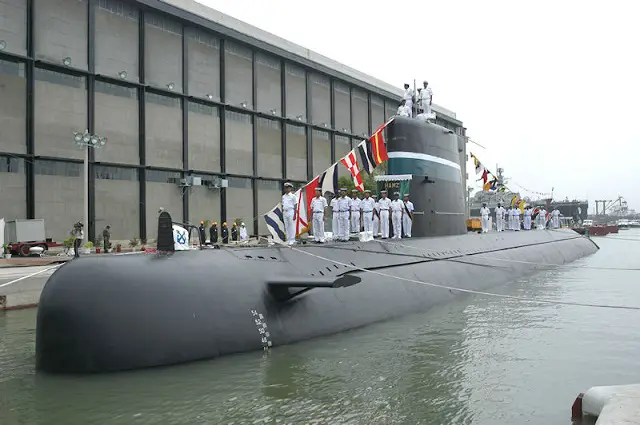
xmin=469 ymin=167 xmax=589 ymax=224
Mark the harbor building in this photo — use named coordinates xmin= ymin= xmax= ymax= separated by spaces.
xmin=0 ymin=0 xmax=466 ymax=243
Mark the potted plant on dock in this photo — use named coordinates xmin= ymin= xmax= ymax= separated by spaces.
xmin=129 ymin=237 xmax=139 ymax=252
xmin=95 ymin=238 xmax=102 ymax=254
xmin=140 ymin=238 xmax=147 ymax=251
xmin=83 ymin=241 xmax=93 ymax=255
xmin=3 ymin=244 xmax=11 ymax=259
xmin=115 ymin=243 xmax=122 ymax=253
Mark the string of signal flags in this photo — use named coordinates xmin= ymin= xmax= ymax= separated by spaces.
xmin=263 ymin=118 xmax=393 ymax=243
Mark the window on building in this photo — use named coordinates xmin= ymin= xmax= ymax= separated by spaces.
xmin=144 ymin=12 xmax=182 ymax=92
xmin=224 ymin=41 xmax=252 ymax=109
xmin=310 ymin=73 xmax=330 ymax=127
xmin=186 ymin=27 xmax=220 ymax=101
xmin=145 ymin=92 xmax=182 ymax=169
xmin=256 ymin=117 xmax=282 ymax=179
xmin=352 ymin=87 xmax=368 ymax=136
xmin=94 ymin=165 xmax=139 ymax=241
xmin=224 ymin=110 xmax=253 ymax=176
xmin=34 ymin=68 xmax=87 ymax=160
xmin=312 ymin=130 xmax=331 ymax=177
xmin=187 ymin=173 xmax=221 ymax=232
xmin=285 ymin=124 xmax=306 ymax=181
xmin=284 ymin=63 xmax=306 ymax=121
xmin=371 ymin=95 xmax=385 ymax=133
xmin=34 ymin=0 xmax=88 ymax=69
xmin=257 ymin=179 xmax=281 ymax=235
xmin=34 ymin=160 xmax=83 ymax=241
xmin=0 ymin=0 xmax=27 ymax=56
xmin=0 ymin=59 xmax=26 ymax=154
xmin=95 ymin=0 xmax=139 ymax=82
xmin=335 ymin=135 xmax=351 ymax=180
xmin=0 ymin=156 xmax=26 ymax=221
xmin=188 ymin=101 xmax=220 ymax=172
xmin=94 ymin=80 xmax=139 ymax=165
xmin=333 ymin=80 xmax=350 ymax=133
xmin=145 ymin=169 xmax=182 ymax=239
xmin=255 ymin=52 xmax=281 ymax=116
xmin=226 ymin=177 xmax=253 ymax=235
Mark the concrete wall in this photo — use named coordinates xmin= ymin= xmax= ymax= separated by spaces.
xmin=186 ymin=27 xmax=220 ymax=100
xmin=145 ymin=172 xmax=183 ymax=240
xmin=94 ymin=81 xmax=139 ymax=165
xmin=0 ymin=157 xmax=27 ymax=222
xmin=187 ymin=103 xmax=220 ymax=172
xmin=224 ymin=41 xmax=252 ymax=108
xmin=34 ymin=69 xmax=87 ymax=160
xmin=144 ymin=12 xmax=182 ymax=92
xmin=225 ymin=110 xmax=253 ymax=175
xmin=312 ymin=129 xmax=331 ymax=177
xmin=310 ymin=72 xmax=330 ymax=127
xmin=95 ymin=0 xmax=139 ymax=82
xmin=94 ymin=167 xmax=139 ymax=241
xmin=188 ymin=183 xmax=220 ymax=229
xmin=145 ymin=93 xmax=182 ymax=169
xmin=256 ymin=117 xmax=281 ymax=179
xmin=371 ymin=96 xmax=385 ymax=132
xmin=226 ymin=177 xmax=253 ymax=232
xmin=285 ymin=124 xmax=306 ymax=181
xmin=352 ymin=87 xmax=368 ymax=136
xmin=255 ymin=52 xmax=281 ymax=115
xmin=34 ymin=0 xmax=87 ymax=69
xmin=335 ymin=135 xmax=351 ymax=179
xmin=333 ymin=81 xmax=350 ymax=132
xmin=0 ymin=0 xmax=27 ymax=56
xmin=0 ymin=61 xmax=26 ymax=154
xmin=284 ymin=63 xmax=306 ymax=120
xmin=256 ymin=180 xmax=281 ymax=234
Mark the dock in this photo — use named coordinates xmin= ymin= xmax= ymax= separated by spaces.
xmin=573 ymin=384 xmax=640 ymax=424
xmin=0 ymin=259 xmax=68 ymax=310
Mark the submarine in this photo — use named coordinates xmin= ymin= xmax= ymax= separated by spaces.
xmin=35 ymin=117 xmax=599 ymax=373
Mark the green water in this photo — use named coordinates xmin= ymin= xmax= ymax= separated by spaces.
xmin=1 ymin=232 xmax=640 ymax=424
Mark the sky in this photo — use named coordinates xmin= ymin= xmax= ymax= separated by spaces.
xmin=197 ymin=0 xmax=640 ymax=213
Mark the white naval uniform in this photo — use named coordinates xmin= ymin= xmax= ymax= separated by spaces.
xmin=508 ymin=208 xmax=515 ymax=230
xmin=480 ymin=206 xmax=490 ymax=233
xmin=421 ymin=87 xmax=433 ymax=116
xmin=372 ymin=200 xmax=380 ymax=236
xmin=350 ymin=197 xmax=362 ymax=233
xmin=402 ymin=200 xmax=415 ymax=237
xmin=337 ymin=196 xmax=352 ymax=241
xmin=495 ymin=206 xmax=506 ymax=232
xmin=514 ymin=208 xmax=521 ymax=230
xmin=390 ymin=199 xmax=404 ymax=239
xmin=403 ymin=87 xmax=414 ymax=111
xmin=310 ymin=196 xmax=328 ymax=242
xmin=240 ymin=226 xmax=248 ymax=241
xmin=539 ymin=209 xmax=547 ymax=229
xmin=378 ymin=197 xmax=391 ymax=238
xmin=330 ymin=198 xmax=339 ymax=238
xmin=282 ymin=192 xmax=297 ymax=244
xmin=361 ymin=197 xmax=376 ymax=233
xmin=523 ymin=208 xmax=532 ymax=230
xmin=397 ymin=105 xmax=411 ymax=117
xmin=551 ymin=209 xmax=561 ymax=229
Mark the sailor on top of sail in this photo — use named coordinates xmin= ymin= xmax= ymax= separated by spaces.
xmin=337 ymin=188 xmax=352 ymax=241
xmin=402 ymin=193 xmax=414 ymax=238
xmin=421 ymin=81 xmax=433 ymax=117
xmin=480 ymin=202 xmax=490 ymax=233
xmin=495 ymin=203 xmax=506 ymax=232
xmin=361 ymin=190 xmax=376 ymax=235
xmin=403 ymin=83 xmax=414 ymax=113
xmin=310 ymin=187 xmax=328 ymax=243
xmin=523 ymin=206 xmax=532 ymax=230
xmin=397 ymin=100 xmax=411 ymax=117
xmin=416 ymin=88 xmax=423 ymax=113
xmin=350 ymin=189 xmax=362 ymax=233
xmin=330 ymin=194 xmax=339 ymax=239
xmin=371 ymin=194 xmax=380 ymax=237
xmin=282 ymin=182 xmax=297 ymax=245
xmin=390 ymin=192 xmax=404 ymax=239
xmin=378 ymin=190 xmax=391 ymax=239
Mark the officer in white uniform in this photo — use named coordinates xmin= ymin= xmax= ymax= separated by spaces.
xmin=371 ymin=195 xmax=380 ymax=237
xmin=310 ymin=187 xmax=328 ymax=243
xmin=551 ymin=207 xmax=562 ymax=229
xmin=337 ymin=188 xmax=352 ymax=241
xmin=330 ymin=194 xmax=339 ymax=239
xmin=350 ymin=189 xmax=362 ymax=233
xmin=539 ymin=208 xmax=547 ymax=229
xmin=378 ymin=190 xmax=391 ymax=238
xmin=402 ymin=193 xmax=414 ymax=237
xmin=397 ymin=100 xmax=411 ymax=117
xmin=239 ymin=222 xmax=248 ymax=241
xmin=281 ymin=182 xmax=297 ymax=245
xmin=514 ymin=207 xmax=521 ymax=231
xmin=390 ymin=192 xmax=404 ymax=239
xmin=508 ymin=207 xmax=515 ymax=230
xmin=403 ymin=83 xmax=414 ymax=113
xmin=523 ymin=206 xmax=532 ymax=230
xmin=495 ymin=202 xmax=506 ymax=232
xmin=421 ymin=81 xmax=433 ymax=116
xmin=361 ymin=190 xmax=375 ymax=234
xmin=480 ymin=202 xmax=490 ymax=233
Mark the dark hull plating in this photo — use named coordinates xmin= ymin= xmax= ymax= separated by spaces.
xmin=36 ymin=229 xmax=598 ymax=373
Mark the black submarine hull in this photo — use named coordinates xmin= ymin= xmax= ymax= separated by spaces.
xmin=36 ymin=229 xmax=598 ymax=373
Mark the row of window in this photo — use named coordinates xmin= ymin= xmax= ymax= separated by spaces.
xmin=0 ymin=0 xmax=399 ymax=133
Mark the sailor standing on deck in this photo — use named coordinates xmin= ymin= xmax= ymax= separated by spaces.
xmin=350 ymin=189 xmax=362 ymax=233
xmin=310 ymin=187 xmax=328 ymax=243
xmin=495 ymin=203 xmax=505 ymax=232
xmin=390 ymin=192 xmax=404 ymax=239
xmin=403 ymin=83 xmax=414 ymax=114
xmin=330 ymin=193 xmax=339 ymax=240
xmin=402 ymin=193 xmax=414 ymax=237
xmin=361 ymin=190 xmax=375 ymax=234
xmin=551 ymin=207 xmax=562 ymax=229
xmin=397 ymin=100 xmax=411 ymax=117
xmin=523 ymin=206 xmax=532 ymax=230
xmin=421 ymin=81 xmax=433 ymax=117
xmin=480 ymin=202 xmax=490 ymax=233
xmin=508 ymin=206 xmax=515 ymax=230
xmin=378 ymin=190 xmax=391 ymax=238
xmin=337 ymin=188 xmax=352 ymax=241
xmin=514 ymin=206 xmax=521 ymax=231
xmin=282 ymin=182 xmax=298 ymax=245
xmin=372 ymin=195 xmax=380 ymax=237
xmin=538 ymin=208 xmax=547 ymax=229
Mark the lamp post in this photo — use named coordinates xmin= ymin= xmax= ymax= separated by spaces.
xmin=73 ymin=130 xmax=107 ymax=237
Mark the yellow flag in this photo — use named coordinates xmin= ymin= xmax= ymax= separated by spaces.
xmin=511 ymin=195 xmax=518 ymax=207
xmin=519 ymin=202 xmax=526 ymax=213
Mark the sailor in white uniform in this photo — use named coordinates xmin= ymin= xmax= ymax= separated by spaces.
xmin=397 ymin=100 xmax=411 ymax=117
xmin=371 ymin=195 xmax=380 ymax=237
xmin=421 ymin=81 xmax=433 ymax=116
xmin=416 ymin=88 xmax=423 ymax=113
xmin=514 ymin=207 xmax=521 ymax=231
xmin=310 ymin=187 xmax=328 ymax=243
xmin=337 ymin=188 xmax=352 ymax=241
xmin=281 ymin=182 xmax=297 ymax=245
xmin=361 ymin=190 xmax=375 ymax=234
xmin=523 ymin=206 xmax=532 ymax=230
xmin=390 ymin=192 xmax=404 ymax=239
xmin=538 ymin=208 xmax=547 ymax=229
xmin=480 ymin=202 xmax=490 ymax=233
xmin=551 ymin=207 xmax=562 ymax=229
xmin=239 ymin=222 xmax=248 ymax=241
xmin=495 ymin=202 xmax=506 ymax=232
xmin=330 ymin=194 xmax=339 ymax=239
xmin=378 ymin=190 xmax=391 ymax=238
xmin=403 ymin=83 xmax=414 ymax=114
xmin=350 ymin=189 xmax=362 ymax=233
xmin=402 ymin=193 xmax=414 ymax=237
xmin=508 ymin=207 xmax=515 ymax=230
